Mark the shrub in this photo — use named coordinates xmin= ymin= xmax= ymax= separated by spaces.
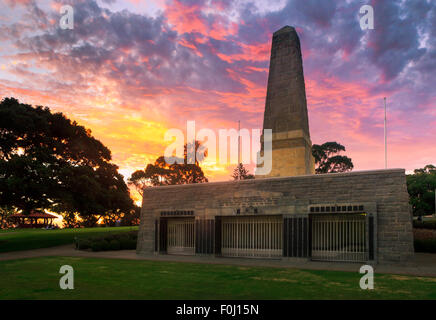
xmin=91 ymin=240 xmax=110 ymax=252
xmin=101 ymin=240 xmax=110 ymax=251
xmin=91 ymin=241 xmax=103 ymax=252
xmin=76 ymin=231 xmax=138 ymax=251
xmin=120 ymin=238 xmax=137 ymax=250
xmin=109 ymin=239 xmax=121 ymax=250
xmin=77 ymin=239 xmax=92 ymax=250
xmin=413 ymin=220 xmax=436 ymax=229
xmin=414 ymin=239 xmax=436 ymax=253
xmin=128 ymin=239 xmax=137 ymax=249
xmin=129 ymin=231 xmax=138 ymax=241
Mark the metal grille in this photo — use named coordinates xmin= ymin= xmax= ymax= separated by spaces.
xmin=311 ymin=214 xmax=368 ymax=262
xmin=221 ymin=215 xmax=282 ymax=258
xmin=283 ymin=216 xmax=309 ymax=257
xmin=195 ymin=219 xmax=214 ymax=254
xmin=167 ymin=218 xmax=195 ymax=255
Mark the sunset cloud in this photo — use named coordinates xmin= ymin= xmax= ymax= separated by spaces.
xmin=0 ymin=0 xmax=434 ymax=183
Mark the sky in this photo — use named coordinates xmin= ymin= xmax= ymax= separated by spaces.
xmin=0 ymin=0 xmax=435 ymax=190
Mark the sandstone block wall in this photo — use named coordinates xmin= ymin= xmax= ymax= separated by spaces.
xmin=137 ymin=169 xmax=414 ymax=263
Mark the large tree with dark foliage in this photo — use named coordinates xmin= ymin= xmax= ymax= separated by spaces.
xmin=0 ymin=97 xmax=134 ymax=225
xmin=312 ymin=142 xmax=354 ymax=174
xmin=128 ymin=141 xmax=208 ymax=194
xmin=407 ymin=164 xmax=436 ymax=216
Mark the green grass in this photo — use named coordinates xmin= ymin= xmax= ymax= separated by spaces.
xmin=0 ymin=257 xmax=435 ymax=299
xmin=0 ymin=227 xmax=138 ymax=253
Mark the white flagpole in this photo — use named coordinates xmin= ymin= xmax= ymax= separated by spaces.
xmin=238 ymin=120 xmax=241 ymax=165
xmin=238 ymin=120 xmax=241 ymax=180
xmin=384 ymin=97 xmax=387 ymax=169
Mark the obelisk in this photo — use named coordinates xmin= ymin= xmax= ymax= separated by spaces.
xmin=256 ymin=26 xmax=315 ymax=177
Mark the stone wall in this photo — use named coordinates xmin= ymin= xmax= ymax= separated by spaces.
xmin=256 ymin=129 xmax=315 ymax=177
xmin=137 ymin=169 xmax=414 ymax=263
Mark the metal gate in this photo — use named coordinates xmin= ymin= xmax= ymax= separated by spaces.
xmin=311 ymin=214 xmax=368 ymax=262
xmin=167 ymin=218 xmax=195 ymax=255
xmin=221 ymin=215 xmax=282 ymax=258
xmin=283 ymin=216 xmax=309 ymax=258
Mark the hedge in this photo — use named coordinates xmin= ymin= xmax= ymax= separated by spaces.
xmin=75 ymin=230 xmax=137 ymax=251
xmin=414 ymin=239 xmax=436 ymax=253
xmin=413 ymin=220 xmax=436 ymax=230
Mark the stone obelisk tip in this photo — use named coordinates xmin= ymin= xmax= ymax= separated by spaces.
xmin=273 ymin=25 xmax=296 ymax=35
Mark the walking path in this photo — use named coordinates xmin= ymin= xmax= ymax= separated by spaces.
xmin=1 ymin=245 xmax=436 ymax=277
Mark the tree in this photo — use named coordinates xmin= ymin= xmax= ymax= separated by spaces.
xmin=232 ymin=163 xmax=255 ymax=180
xmin=312 ymin=142 xmax=353 ymax=174
xmin=407 ymin=164 xmax=436 ymax=216
xmin=128 ymin=141 xmax=208 ymax=194
xmin=0 ymin=207 xmax=14 ymax=229
xmin=0 ymin=97 xmax=134 ymax=225
xmin=127 ymin=169 xmax=150 ymax=197
xmin=120 ymin=205 xmax=141 ymax=226
xmin=413 ymin=164 xmax=436 ymax=175
xmin=101 ymin=206 xmax=139 ymax=227
xmin=61 ymin=211 xmax=81 ymax=229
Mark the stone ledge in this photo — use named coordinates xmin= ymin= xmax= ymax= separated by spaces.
xmin=142 ymin=168 xmax=406 ymax=192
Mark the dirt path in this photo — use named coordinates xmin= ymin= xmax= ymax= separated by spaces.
xmin=1 ymin=244 xmax=436 ymax=277
xmin=0 ymin=244 xmax=137 ymax=261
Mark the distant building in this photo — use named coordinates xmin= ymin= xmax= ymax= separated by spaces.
xmin=9 ymin=210 xmax=57 ymax=229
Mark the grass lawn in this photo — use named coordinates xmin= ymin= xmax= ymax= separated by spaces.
xmin=0 ymin=227 xmax=138 ymax=253
xmin=0 ymin=256 xmax=435 ymax=299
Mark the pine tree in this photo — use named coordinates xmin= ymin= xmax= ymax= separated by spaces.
xmin=232 ymin=163 xmax=255 ymax=180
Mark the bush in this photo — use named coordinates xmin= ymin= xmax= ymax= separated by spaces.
xmin=130 ymin=232 xmax=138 ymax=241
xmin=77 ymin=239 xmax=92 ymax=250
xmin=76 ymin=231 xmax=137 ymax=251
xmin=109 ymin=239 xmax=121 ymax=250
xmin=91 ymin=240 xmax=102 ymax=252
xmin=413 ymin=220 xmax=436 ymax=229
xmin=102 ymin=240 xmax=111 ymax=251
xmin=103 ymin=234 xmax=115 ymax=242
xmin=91 ymin=240 xmax=110 ymax=252
xmin=414 ymin=239 xmax=436 ymax=253
xmin=120 ymin=238 xmax=136 ymax=250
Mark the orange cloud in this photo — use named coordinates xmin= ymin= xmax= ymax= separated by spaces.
xmin=165 ymin=0 xmax=238 ymax=41
xmin=217 ymin=41 xmax=271 ymax=63
xmin=165 ymin=0 xmax=207 ymax=34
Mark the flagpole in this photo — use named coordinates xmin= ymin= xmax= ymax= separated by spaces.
xmin=238 ymin=120 xmax=241 ymax=165
xmin=237 ymin=120 xmax=241 ymax=180
xmin=384 ymin=97 xmax=387 ymax=169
